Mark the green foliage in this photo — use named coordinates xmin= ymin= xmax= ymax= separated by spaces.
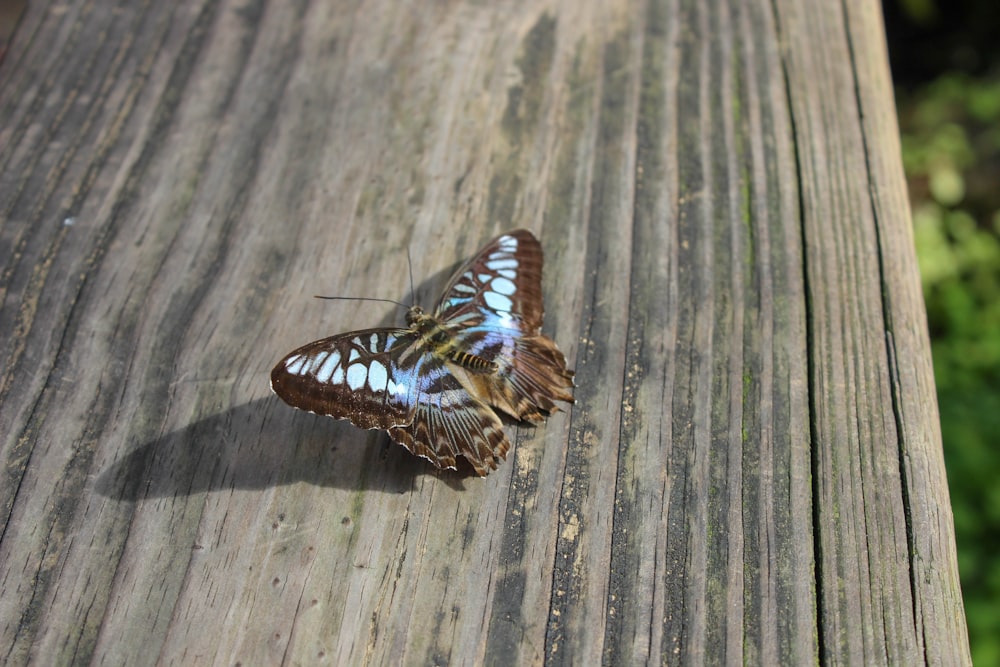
xmin=900 ymin=70 xmax=1000 ymax=664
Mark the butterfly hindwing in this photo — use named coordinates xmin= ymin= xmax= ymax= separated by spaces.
xmin=271 ymin=229 xmax=574 ymax=477
xmin=387 ymin=360 xmax=509 ymax=475
xmin=453 ymin=328 xmax=575 ymax=423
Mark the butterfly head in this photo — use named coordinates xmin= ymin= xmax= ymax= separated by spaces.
xmin=405 ymin=305 xmax=428 ymax=327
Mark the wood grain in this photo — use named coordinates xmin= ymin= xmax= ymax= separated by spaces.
xmin=0 ymin=0 xmax=969 ymax=664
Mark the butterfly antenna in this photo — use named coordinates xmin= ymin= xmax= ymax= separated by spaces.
xmin=313 ymin=295 xmax=410 ymax=311
xmin=406 ymin=245 xmax=416 ymax=307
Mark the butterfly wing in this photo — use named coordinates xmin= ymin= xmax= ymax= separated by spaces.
xmin=270 ymin=328 xmax=420 ymax=429
xmin=436 ymin=229 xmax=545 ymax=330
xmin=434 ymin=229 xmax=575 ymax=422
xmin=385 ymin=357 xmax=510 ymax=476
xmin=271 ymin=325 xmax=509 ymax=475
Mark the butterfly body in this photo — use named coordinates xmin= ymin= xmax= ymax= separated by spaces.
xmin=403 ymin=306 xmax=497 ymax=373
xmin=271 ymin=230 xmax=574 ymax=476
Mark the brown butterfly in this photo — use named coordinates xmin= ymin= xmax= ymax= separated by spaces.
xmin=270 ymin=230 xmax=574 ymax=476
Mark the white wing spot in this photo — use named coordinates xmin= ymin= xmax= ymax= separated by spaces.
xmin=348 ymin=348 xmax=360 ymax=362
xmin=486 ymin=259 xmax=518 ymax=270
xmin=332 ymin=365 xmax=344 ymax=384
xmin=478 ymin=273 xmax=492 ymax=283
xmin=369 ymin=333 xmax=379 ymax=352
xmin=285 ymin=355 xmax=306 ymax=375
xmin=484 ymin=291 xmax=513 ymax=312
xmin=497 ymin=269 xmax=516 ymax=279
xmin=346 ymin=364 xmax=367 ymax=390
xmin=305 ymin=351 xmax=329 ymax=374
xmin=387 ymin=379 xmax=408 ymax=396
xmin=491 ymin=277 xmax=516 ymax=295
xmin=315 ymin=350 xmax=341 ymax=383
xmin=498 ymin=235 xmax=517 ymax=249
xmin=367 ymin=360 xmax=388 ymax=391
xmin=452 ymin=283 xmax=476 ymax=293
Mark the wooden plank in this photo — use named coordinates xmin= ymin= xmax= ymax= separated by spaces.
xmin=0 ymin=0 xmax=969 ymax=664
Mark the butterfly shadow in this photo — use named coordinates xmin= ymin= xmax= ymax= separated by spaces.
xmin=93 ymin=396 xmax=477 ymax=502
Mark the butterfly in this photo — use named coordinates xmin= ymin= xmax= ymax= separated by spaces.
xmin=270 ymin=229 xmax=575 ymax=476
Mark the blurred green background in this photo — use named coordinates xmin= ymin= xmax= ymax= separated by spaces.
xmin=885 ymin=0 xmax=1000 ymax=663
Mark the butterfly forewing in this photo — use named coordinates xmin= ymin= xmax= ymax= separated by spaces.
xmin=435 ymin=229 xmax=544 ymax=330
xmin=271 ymin=229 xmax=574 ymax=477
xmin=271 ymin=329 xmax=419 ymax=430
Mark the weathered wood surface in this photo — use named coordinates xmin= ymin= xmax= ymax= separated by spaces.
xmin=0 ymin=0 xmax=969 ymax=664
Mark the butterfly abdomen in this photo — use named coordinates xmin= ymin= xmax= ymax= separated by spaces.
xmin=448 ymin=349 xmax=498 ymax=373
